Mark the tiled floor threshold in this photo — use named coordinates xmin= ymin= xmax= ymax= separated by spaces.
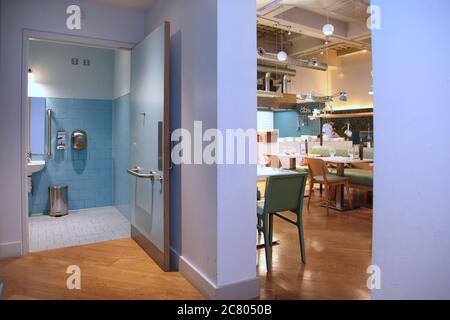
xmin=29 ymin=206 xmax=130 ymax=252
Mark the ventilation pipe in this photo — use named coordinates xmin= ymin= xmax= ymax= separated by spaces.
xmin=265 ymin=72 xmax=271 ymax=92
xmin=257 ymin=48 xmax=328 ymax=71
xmin=282 ymin=75 xmax=289 ymax=94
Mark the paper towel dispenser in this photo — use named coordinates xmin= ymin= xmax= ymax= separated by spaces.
xmin=71 ymin=130 xmax=87 ymax=150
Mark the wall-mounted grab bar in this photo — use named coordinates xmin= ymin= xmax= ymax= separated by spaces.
xmin=46 ymin=109 xmax=52 ymax=158
xmin=127 ymin=167 xmax=157 ymax=179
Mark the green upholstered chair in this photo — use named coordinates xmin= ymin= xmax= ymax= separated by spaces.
xmin=363 ymin=148 xmax=374 ymax=160
xmin=335 ymin=148 xmax=350 ymax=157
xmin=344 ymin=169 xmax=373 ymax=187
xmin=257 ymin=173 xmax=308 ymax=272
xmin=309 ymin=146 xmax=330 ymax=157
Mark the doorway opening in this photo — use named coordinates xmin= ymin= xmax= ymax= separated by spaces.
xmin=26 ymin=38 xmax=132 ymax=252
xmin=255 ymin=0 xmax=374 ymax=299
xmin=22 ymin=23 xmax=171 ymax=272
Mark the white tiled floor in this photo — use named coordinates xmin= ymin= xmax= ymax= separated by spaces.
xmin=29 ymin=206 xmax=130 ymax=252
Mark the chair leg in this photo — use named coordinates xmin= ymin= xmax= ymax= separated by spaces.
xmin=325 ymin=185 xmax=331 ymax=216
xmin=307 ymin=179 xmax=314 ymax=210
xmin=345 ymin=181 xmax=352 ymax=209
xmin=257 ymin=217 xmax=262 ymax=236
xmin=269 ymin=213 xmax=274 ymax=245
xmin=296 ymin=216 xmax=306 ymax=264
xmin=263 ymin=214 xmax=272 ymax=272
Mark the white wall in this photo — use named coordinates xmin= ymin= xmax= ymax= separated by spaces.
xmin=146 ymin=0 xmax=258 ymax=299
xmin=217 ymin=0 xmax=257 ymax=290
xmin=0 ymin=0 xmax=144 ymax=258
xmin=29 ymin=40 xmax=115 ymax=100
xmin=331 ymin=52 xmax=373 ymax=109
xmin=113 ymin=49 xmax=131 ymax=99
xmin=286 ymin=51 xmax=373 ymax=110
xmin=289 ymin=65 xmax=329 ymax=97
xmin=372 ymin=0 xmax=450 ymax=299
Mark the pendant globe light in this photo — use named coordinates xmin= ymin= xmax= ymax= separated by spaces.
xmin=322 ymin=23 xmax=334 ymax=37
xmin=277 ymin=28 xmax=287 ymax=62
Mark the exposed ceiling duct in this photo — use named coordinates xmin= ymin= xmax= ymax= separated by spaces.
xmin=257 ymin=48 xmax=328 ymax=71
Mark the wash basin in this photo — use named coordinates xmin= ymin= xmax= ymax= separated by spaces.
xmin=27 ymin=160 xmax=45 ymax=176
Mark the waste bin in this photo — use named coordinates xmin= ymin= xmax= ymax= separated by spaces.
xmin=48 ymin=185 xmax=68 ymax=217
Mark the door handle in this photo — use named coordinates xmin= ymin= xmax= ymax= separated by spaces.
xmin=127 ymin=167 xmax=157 ymax=179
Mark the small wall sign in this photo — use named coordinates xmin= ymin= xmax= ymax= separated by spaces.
xmin=66 ymin=5 xmax=81 ymax=30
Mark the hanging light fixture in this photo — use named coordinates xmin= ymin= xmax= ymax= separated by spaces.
xmin=322 ymin=23 xmax=334 ymax=37
xmin=339 ymin=92 xmax=348 ymax=102
xmin=277 ymin=28 xmax=287 ymax=62
xmin=28 ymin=68 xmax=35 ymax=82
xmin=277 ymin=51 xmax=287 ymax=62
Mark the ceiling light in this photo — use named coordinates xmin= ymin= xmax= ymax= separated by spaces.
xmin=369 ymin=86 xmax=374 ymax=96
xmin=322 ymin=23 xmax=335 ymax=37
xmin=320 ymin=51 xmax=324 ymax=55
xmin=28 ymin=68 xmax=35 ymax=82
xmin=363 ymin=49 xmax=368 ymax=53
xmin=277 ymin=51 xmax=287 ymax=62
xmin=339 ymin=92 xmax=348 ymax=102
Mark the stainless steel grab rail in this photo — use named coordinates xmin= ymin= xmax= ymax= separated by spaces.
xmin=46 ymin=109 xmax=52 ymax=158
xmin=127 ymin=168 xmax=157 ymax=179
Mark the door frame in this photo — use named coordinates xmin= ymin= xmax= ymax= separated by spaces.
xmin=20 ymin=29 xmax=135 ymax=255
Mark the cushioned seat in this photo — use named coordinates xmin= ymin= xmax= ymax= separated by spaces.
xmin=313 ymin=174 xmax=348 ymax=183
xmin=335 ymin=149 xmax=349 ymax=157
xmin=344 ymin=169 xmax=373 ymax=186
xmin=296 ymin=166 xmax=309 ymax=173
xmin=310 ymin=147 xmax=330 ymax=157
xmin=363 ymin=148 xmax=374 ymax=160
xmin=257 ymin=200 xmax=265 ymax=216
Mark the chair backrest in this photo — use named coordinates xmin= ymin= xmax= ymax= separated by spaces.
xmin=335 ymin=148 xmax=349 ymax=157
xmin=309 ymin=146 xmax=330 ymax=157
xmin=306 ymin=158 xmax=328 ymax=179
xmin=363 ymin=147 xmax=374 ymax=160
xmin=267 ymin=155 xmax=282 ymax=168
xmin=264 ymin=173 xmax=307 ymax=214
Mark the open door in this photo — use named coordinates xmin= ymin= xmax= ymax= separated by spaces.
xmin=128 ymin=22 xmax=170 ymax=271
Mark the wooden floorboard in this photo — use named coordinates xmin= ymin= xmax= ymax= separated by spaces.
xmin=0 ymin=238 xmax=203 ymax=300
xmin=256 ymin=186 xmax=372 ymax=300
xmin=1 ymin=189 xmax=372 ymax=300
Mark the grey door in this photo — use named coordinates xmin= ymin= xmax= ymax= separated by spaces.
xmin=129 ymin=22 xmax=170 ymax=271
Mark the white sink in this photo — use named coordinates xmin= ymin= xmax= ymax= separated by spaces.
xmin=27 ymin=160 xmax=46 ymax=176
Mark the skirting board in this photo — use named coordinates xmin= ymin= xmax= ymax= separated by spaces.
xmin=0 ymin=241 xmax=22 ymax=259
xmin=178 ymin=255 xmax=260 ymax=300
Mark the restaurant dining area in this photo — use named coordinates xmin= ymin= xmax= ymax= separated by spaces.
xmin=254 ymin=0 xmax=374 ymax=299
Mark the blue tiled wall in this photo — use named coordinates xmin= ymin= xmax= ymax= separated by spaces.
xmin=274 ymin=111 xmax=320 ymax=137
xmin=112 ymin=94 xmax=131 ymax=221
xmin=274 ymin=103 xmax=322 ymax=137
xmin=29 ymin=98 xmax=113 ymax=214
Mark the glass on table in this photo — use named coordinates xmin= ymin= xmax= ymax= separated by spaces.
xmin=329 ymin=148 xmax=336 ymax=158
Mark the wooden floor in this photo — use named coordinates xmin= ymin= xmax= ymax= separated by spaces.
xmin=1 ymin=189 xmax=372 ymax=300
xmin=256 ymin=185 xmax=373 ymax=300
xmin=0 ymin=238 xmax=203 ymax=300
